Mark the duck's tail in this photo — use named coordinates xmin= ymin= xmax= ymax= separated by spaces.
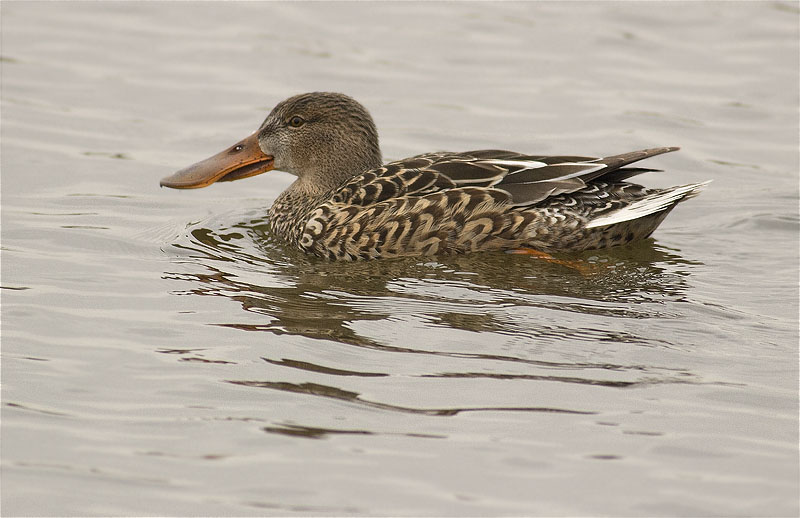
xmin=585 ymin=181 xmax=711 ymax=229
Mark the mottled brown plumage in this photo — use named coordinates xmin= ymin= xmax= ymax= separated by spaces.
xmin=161 ymin=92 xmax=709 ymax=261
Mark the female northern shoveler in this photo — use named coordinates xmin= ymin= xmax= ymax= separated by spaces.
xmin=161 ymin=92 xmax=708 ymax=261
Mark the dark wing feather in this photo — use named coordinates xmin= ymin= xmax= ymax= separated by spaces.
xmin=489 ymin=146 xmax=679 ymax=206
xmin=331 ymin=147 xmax=679 ymax=208
xmin=535 ymin=155 xmax=599 ymax=164
xmin=500 ymin=180 xmax=588 ymax=206
xmin=599 ymin=167 xmax=662 ymax=184
xmin=498 ymin=163 xmax=604 ymax=185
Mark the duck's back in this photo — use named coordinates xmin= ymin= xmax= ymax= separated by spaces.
xmin=280 ymin=147 xmax=707 ymax=260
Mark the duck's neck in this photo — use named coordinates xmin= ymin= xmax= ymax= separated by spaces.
xmin=268 ymin=180 xmax=325 ymax=245
xmin=268 ymin=154 xmax=383 ymax=245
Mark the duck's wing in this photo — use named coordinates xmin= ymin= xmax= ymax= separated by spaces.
xmin=331 ymin=147 xmax=679 ymax=207
xmin=485 ymin=147 xmax=679 ymax=207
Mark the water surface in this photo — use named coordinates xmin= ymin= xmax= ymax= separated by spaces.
xmin=2 ymin=2 xmax=798 ymax=516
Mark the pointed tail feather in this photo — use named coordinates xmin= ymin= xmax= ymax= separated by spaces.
xmin=584 ymin=147 xmax=680 ymax=184
xmin=598 ymin=147 xmax=679 ymax=170
xmin=585 ymin=181 xmax=711 ymax=229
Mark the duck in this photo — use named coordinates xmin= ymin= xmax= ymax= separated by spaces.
xmin=160 ymin=92 xmax=709 ymax=261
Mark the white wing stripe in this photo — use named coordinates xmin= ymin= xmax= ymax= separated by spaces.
xmin=448 ymin=173 xmax=507 ymax=186
xmin=540 ymin=163 xmax=606 ymax=181
xmin=481 ymin=159 xmax=548 ymax=170
xmin=499 ymin=163 xmax=606 ymax=184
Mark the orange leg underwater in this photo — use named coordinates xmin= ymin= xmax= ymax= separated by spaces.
xmin=506 ymin=248 xmax=600 ymax=275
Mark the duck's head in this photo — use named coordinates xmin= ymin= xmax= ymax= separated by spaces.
xmin=160 ymin=92 xmax=382 ymax=193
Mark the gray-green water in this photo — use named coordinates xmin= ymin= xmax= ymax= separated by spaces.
xmin=2 ymin=2 xmax=798 ymax=516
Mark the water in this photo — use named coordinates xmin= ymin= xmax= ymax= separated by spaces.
xmin=2 ymin=2 xmax=798 ymax=516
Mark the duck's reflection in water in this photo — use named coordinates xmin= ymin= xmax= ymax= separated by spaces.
xmin=162 ymin=214 xmax=712 ymax=424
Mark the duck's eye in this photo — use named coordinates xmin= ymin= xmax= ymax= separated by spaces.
xmin=233 ymin=144 xmax=244 ymax=151
xmin=288 ymin=116 xmax=305 ymax=128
